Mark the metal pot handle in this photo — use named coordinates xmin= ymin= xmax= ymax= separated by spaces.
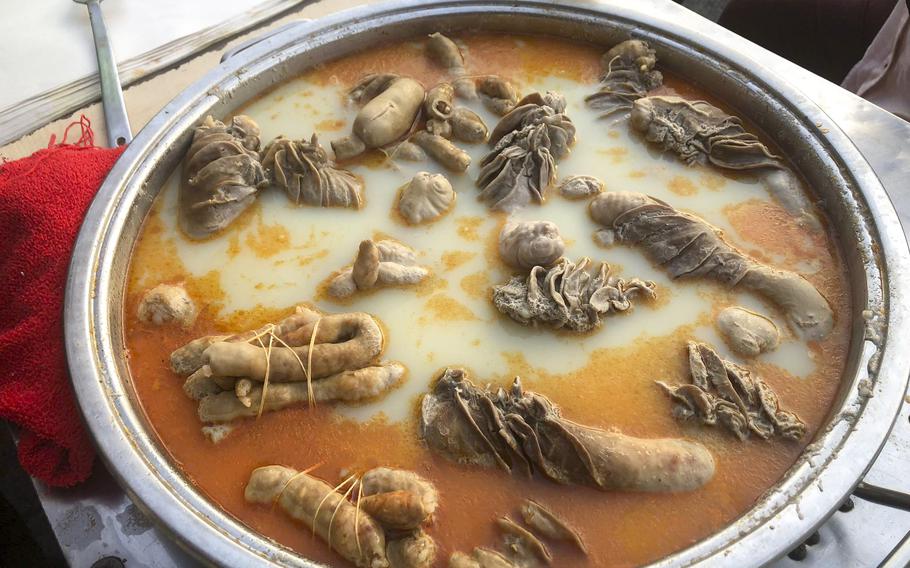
xmin=221 ymin=20 xmax=312 ymax=63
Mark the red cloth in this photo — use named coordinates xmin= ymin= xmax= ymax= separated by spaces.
xmin=0 ymin=117 xmax=125 ymax=487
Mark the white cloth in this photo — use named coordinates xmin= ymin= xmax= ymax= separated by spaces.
xmin=842 ymin=1 xmax=910 ymax=121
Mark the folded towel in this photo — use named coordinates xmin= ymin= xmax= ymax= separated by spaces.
xmin=0 ymin=117 xmax=125 ymax=487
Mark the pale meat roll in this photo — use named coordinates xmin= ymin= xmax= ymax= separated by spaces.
xmin=420 ymin=368 xmax=715 ymax=492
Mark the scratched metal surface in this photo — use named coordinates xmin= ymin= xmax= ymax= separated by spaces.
xmin=37 ymin=1 xmax=910 ymax=566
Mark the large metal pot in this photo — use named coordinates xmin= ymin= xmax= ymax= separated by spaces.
xmin=64 ymin=1 xmax=910 ymax=566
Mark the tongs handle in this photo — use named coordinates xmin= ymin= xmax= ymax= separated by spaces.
xmin=84 ymin=0 xmax=132 ymax=146
xmin=854 ymin=481 xmax=910 ymax=512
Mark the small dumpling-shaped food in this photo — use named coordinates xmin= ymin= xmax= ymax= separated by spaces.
xmin=397 ymin=172 xmax=456 ymax=225
xmin=261 ymin=134 xmax=363 ymax=208
xmin=138 ymin=284 xmax=197 ymax=327
xmin=558 ymin=175 xmax=604 ymax=200
xmin=498 ymin=220 xmax=565 ymax=270
xmin=716 ymin=306 xmax=780 ymax=356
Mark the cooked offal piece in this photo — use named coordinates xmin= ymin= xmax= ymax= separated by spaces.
xmin=424 ymin=32 xmax=481 ymax=104
xmin=411 ymin=131 xmax=471 ymax=172
xmin=425 ymin=83 xmax=455 ymax=121
xmin=492 ymin=257 xmax=656 ymax=333
xmin=450 ymin=107 xmax=489 ymax=144
xmin=520 ymin=500 xmax=586 ymax=554
xmin=170 ymin=335 xmax=228 ymax=376
xmin=195 ymin=364 xmax=405 ymax=422
xmin=586 ymin=39 xmax=663 ymax=117
xmin=420 ymin=368 xmax=716 ymax=492
xmin=603 ymin=38 xmax=658 ymax=73
xmin=349 ymin=74 xmax=400 ymax=104
xmin=329 ymin=239 xmax=430 ymax=298
xmin=170 ymin=306 xmax=378 ymax=378
xmin=397 ymin=172 xmax=456 ymax=225
xmin=203 ymin=310 xmax=384 ymax=380
xmin=497 ymin=516 xmax=551 ymax=566
xmin=426 ymin=72 xmax=515 ymax=111
xmin=360 ymin=491 xmax=430 ymax=532
xmin=179 ymin=115 xmax=266 ymax=239
xmin=261 ymin=134 xmax=363 ymax=208
xmin=390 ymin=140 xmax=426 ymax=162
xmin=717 ymin=306 xmax=780 ymax=356
xmin=425 ymin=106 xmax=490 ymax=145
xmin=426 ymin=118 xmax=453 ymax=138
xmin=332 ymin=75 xmax=426 ymax=160
xmin=387 ymin=529 xmax=437 ymax=568
xmin=453 ymin=77 xmax=479 ymax=100
xmin=201 ymin=423 xmax=236 ymax=444
xmin=137 ymin=283 xmax=197 ymax=327
xmin=360 ymin=467 xmax=439 ymax=531
xmin=476 ymin=76 xmax=521 ymax=115
xmin=360 ymin=466 xmax=438 ymax=566
xmin=657 ymin=342 xmax=806 ymax=441
xmin=245 ymin=465 xmax=388 ymax=568
xmin=171 ymin=306 xmax=404 ymax=423
xmin=426 ymin=32 xmax=465 ymax=73
xmin=477 ymin=92 xmax=576 ymax=211
xmin=450 ymin=509 xmax=578 ymax=568
xmin=589 ymin=192 xmax=833 ymax=339
xmin=488 ymin=92 xmax=575 ymax=151
xmin=557 ymin=175 xmax=604 ymax=200
xmin=629 ymin=95 xmax=814 ymax=219
xmin=497 ymin=221 xmax=565 ymax=270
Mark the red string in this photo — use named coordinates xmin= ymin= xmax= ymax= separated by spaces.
xmin=6 ymin=116 xmax=101 ymax=184
xmin=47 ymin=115 xmax=95 ymax=149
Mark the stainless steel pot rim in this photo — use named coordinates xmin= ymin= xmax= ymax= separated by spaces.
xmin=64 ymin=1 xmax=910 ymax=567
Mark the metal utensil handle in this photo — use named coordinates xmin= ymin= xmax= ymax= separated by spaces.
xmin=854 ymin=481 xmax=910 ymax=512
xmin=86 ymin=0 xmax=132 ymax=146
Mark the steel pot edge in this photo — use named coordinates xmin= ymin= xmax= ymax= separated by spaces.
xmin=64 ymin=1 xmax=910 ymax=567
